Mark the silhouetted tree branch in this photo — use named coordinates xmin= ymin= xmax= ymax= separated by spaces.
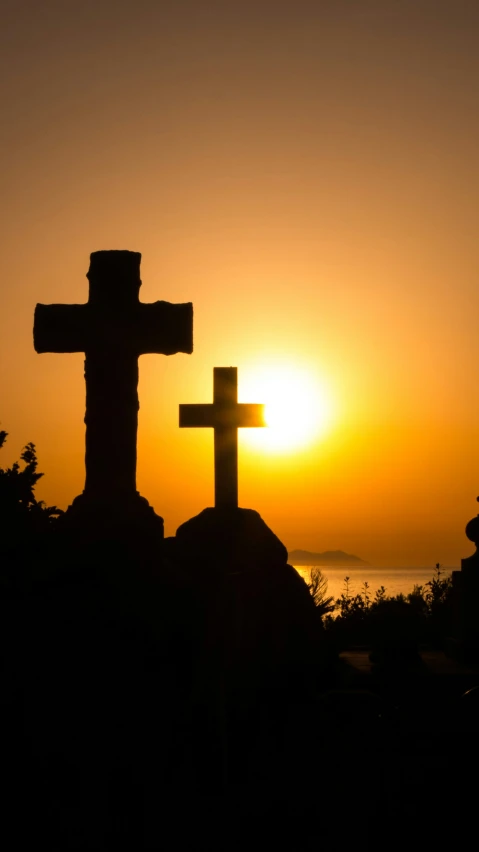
xmin=307 ymin=567 xmax=335 ymax=617
xmin=0 ymin=430 xmax=63 ymax=541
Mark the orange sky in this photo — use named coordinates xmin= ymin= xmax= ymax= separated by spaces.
xmin=1 ymin=1 xmax=478 ymax=566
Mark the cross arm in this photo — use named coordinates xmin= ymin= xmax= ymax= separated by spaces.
xmin=179 ymin=404 xmax=216 ymax=428
xmin=34 ymin=304 xmax=89 ymax=353
xmin=136 ymin=301 xmax=193 ymax=355
xmin=179 ymin=403 xmax=265 ymax=429
xmin=235 ymin=403 xmax=265 ymax=428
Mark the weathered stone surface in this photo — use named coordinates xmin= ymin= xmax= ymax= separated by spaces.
xmin=170 ymin=506 xmax=323 ymax=683
xmin=58 ymin=491 xmax=165 ymax=549
xmin=168 ymin=506 xmax=325 ymax=786
xmin=34 ymin=250 xmax=193 ymax=536
xmin=174 ymin=506 xmax=287 ymax=572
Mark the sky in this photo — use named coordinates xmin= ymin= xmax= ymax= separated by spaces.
xmin=1 ymin=0 xmax=478 ymax=566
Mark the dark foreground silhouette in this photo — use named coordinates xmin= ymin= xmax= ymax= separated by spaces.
xmin=0 ymin=436 xmax=326 ymax=845
xmin=1 ymin=438 xmax=478 ymax=848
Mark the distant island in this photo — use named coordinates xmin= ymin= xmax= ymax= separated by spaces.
xmin=288 ymin=549 xmax=369 ymax=566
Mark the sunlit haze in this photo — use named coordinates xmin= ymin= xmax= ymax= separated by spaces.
xmin=1 ymin=1 xmax=478 ymax=566
xmin=240 ymin=361 xmax=334 ymax=452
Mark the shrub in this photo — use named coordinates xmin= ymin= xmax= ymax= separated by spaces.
xmin=308 ymin=563 xmax=454 ymax=650
xmin=307 ymin=567 xmax=335 ymax=617
xmin=0 ymin=430 xmax=62 ymax=566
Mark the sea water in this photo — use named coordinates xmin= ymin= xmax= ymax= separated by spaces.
xmin=292 ymin=565 xmax=456 ymax=602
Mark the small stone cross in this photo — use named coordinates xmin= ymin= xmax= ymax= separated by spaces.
xmin=34 ymin=251 xmax=193 ymax=503
xmin=179 ymin=367 xmax=265 ymax=508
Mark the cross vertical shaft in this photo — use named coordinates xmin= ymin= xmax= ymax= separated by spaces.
xmin=84 ymin=348 xmax=140 ymax=497
xmin=214 ymin=368 xmax=239 ymax=509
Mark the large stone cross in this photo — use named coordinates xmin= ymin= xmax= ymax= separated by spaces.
xmin=34 ymin=251 xmax=193 ymax=503
xmin=179 ymin=367 xmax=265 ymax=508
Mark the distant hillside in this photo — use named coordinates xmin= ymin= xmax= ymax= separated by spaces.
xmin=288 ymin=549 xmax=369 ymax=566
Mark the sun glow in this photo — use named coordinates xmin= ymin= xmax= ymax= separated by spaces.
xmin=241 ymin=363 xmax=333 ymax=453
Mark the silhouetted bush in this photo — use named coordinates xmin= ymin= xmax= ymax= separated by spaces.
xmin=0 ymin=427 xmax=455 ymax=656
xmin=0 ymin=430 xmax=62 ymax=574
xmin=307 ymin=566 xmax=335 ymax=617
xmin=309 ymin=564 xmax=454 ymax=652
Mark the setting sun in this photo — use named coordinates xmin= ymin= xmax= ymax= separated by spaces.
xmin=240 ymin=363 xmax=334 ymax=453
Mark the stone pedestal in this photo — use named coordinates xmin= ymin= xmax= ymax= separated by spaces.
xmin=167 ymin=507 xmax=325 ymax=786
xmin=173 ymin=506 xmax=287 ymax=571
xmin=63 ymin=490 xmax=163 ymax=537
xmin=49 ymin=491 xmax=164 ymax=576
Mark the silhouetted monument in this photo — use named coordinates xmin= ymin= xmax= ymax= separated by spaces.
xmin=28 ymin=256 xmax=324 ymax=819
xmin=174 ymin=370 xmax=322 ymax=785
xmin=179 ymin=367 xmax=264 ymax=508
xmin=34 ymin=250 xmax=193 ymax=537
xmin=171 ymin=504 xmax=324 ymax=787
xmin=450 ymin=498 xmax=479 ymax=659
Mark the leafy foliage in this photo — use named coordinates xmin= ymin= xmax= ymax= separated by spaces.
xmin=307 ymin=562 xmax=454 ymax=651
xmin=0 ymin=430 xmax=62 ymax=547
xmin=307 ymin=567 xmax=335 ymax=617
